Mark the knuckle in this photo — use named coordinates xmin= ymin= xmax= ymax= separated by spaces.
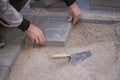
xmin=75 ymin=14 xmax=80 ymax=16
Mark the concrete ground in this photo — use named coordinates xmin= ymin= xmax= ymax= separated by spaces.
xmin=7 ymin=23 xmax=120 ymax=80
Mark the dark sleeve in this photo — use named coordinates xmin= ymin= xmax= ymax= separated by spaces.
xmin=64 ymin=0 xmax=76 ymax=6
xmin=17 ymin=18 xmax=30 ymax=32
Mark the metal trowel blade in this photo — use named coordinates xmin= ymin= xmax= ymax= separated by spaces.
xmin=70 ymin=51 xmax=92 ymax=65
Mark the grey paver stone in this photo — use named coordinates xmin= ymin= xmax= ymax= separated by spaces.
xmin=26 ymin=16 xmax=71 ymax=46
xmin=30 ymin=0 xmax=59 ymax=7
xmin=90 ymin=0 xmax=120 ymax=7
xmin=116 ymin=24 xmax=120 ymax=43
xmin=0 ymin=27 xmax=25 ymax=69
xmin=0 ymin=66 xmax=9 ymax=80
xmin=90 ymin=0 xmax=120 ymax=12
xmin=20 ymin=1 xmax=40 ymax=15
xmin=81 ymin=11 xmax=120 ymax=24
xmin=90 ymin=6 xmax=120 ymax=12
xmin=21 ymin=8 xmax=40 ymax=15
xmin=30 ymin=1 xmax=67 ymax=12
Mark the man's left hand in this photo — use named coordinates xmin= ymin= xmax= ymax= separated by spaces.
xmin=68 ymin=2 xmax=81 ymax=24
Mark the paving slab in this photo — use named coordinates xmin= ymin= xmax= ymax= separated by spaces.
xmin=21 ymin=8 xmax=40 ymax=16
xmin=0 ymin=27 xmax=25 ymax=69
xmin=115 ymin=23 xmax=120 ymax=44
xmin=25 ymin=16 xmax=71 ymax=46
xmin=90 ymin=6 xmax=120 ymax=12
xmin=0 ymin=66 xmax=9 ymax=80
xmin=30 ymin=0 xmax=64 ymax=8
xmin=80 ymin=11 xmax=120 ymax=24
xmin=89 ymin=0 xmax=120 ymax=12
xmin=30 ymin=0 xmax=59 ymax=7
xmin=77 ymin=0 xmax=90 ymax=11
xmin=20 ymin=0 xmax=41 ymax=16
xmin=21 ymin=1 xmax=71 ymax=46
xmin=90 ymin=0 xmax=120 ymax=7
xmin=21 ymin=0 xmax=67 ymax=14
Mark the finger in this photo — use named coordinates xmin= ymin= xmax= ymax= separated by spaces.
xmin=35 ymin=36 xmax=39 ymax=44
xmin=37 ymin=31 xmax=44 ymax=45
xmin=38 ymin=35 xmax=43 ymax=45
xmin=40 ymin=32 xmax=45 ymax=45
xmin=32 ymin=39 xmax=35 ymax=43
xmin=40 ymin=31 xmax=45 ymax=45
xmin=73 ymin=12 xmax=80 ymax=24
xmin=31 ymin=34 xmax=36 ymax=43
xmin=68 ymin=10 xmax=73 ymax=22
xmin=38 ymin=34 xmax=44 ymax=45
xmin=68 ymin=14 xmax=73 ymax=22
xmin=73 ymin=16 xmax=80 ymax=24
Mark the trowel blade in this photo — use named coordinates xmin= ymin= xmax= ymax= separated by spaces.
xmin=70 ymin=51 xmax=92 ymax=65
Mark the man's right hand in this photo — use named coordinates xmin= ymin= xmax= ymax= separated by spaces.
xmin=26 ymin=24 xmax=45 ymax=45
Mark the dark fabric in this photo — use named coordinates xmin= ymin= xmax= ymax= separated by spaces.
xmin=17 ymin=18 xmax=30 ymax=32
xmin=9 ymin=0 xmax=30 ymax=31
xmin=0 ymin=39 xmax=5 ymax=49
xmin=64 ymin=0 xmax=76 ymax=6
xmin=0 ymin=18 xmax=9 ymax=25
xmin=9 ymin=0 xmax=28 ymax=12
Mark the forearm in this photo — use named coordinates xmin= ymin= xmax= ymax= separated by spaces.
xmin=0 ymin=0 xmax=30 ymax=31
xmin=64 ymin=0 xmax=76 ymax=6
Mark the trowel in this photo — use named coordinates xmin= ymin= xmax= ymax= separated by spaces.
xmin=51 ymin=51 xmax=92 ymax=65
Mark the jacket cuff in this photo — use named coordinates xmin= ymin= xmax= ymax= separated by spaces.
xmin=64 ymin=0 xmax=76 ymax=6
xmin=17 ymin=18 xmax=30 ymax=32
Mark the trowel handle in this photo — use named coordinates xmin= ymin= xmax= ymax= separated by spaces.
xmin=51 ymin=54 xmax=70 ymax=59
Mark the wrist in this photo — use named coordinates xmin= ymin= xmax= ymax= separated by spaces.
xmin=17 ymin=18 xmax=30 ymax=32
xmin=69 ymin=2 xmax=77 ymax=8
xmin=64 ymin=0 xmax=76 ymax=7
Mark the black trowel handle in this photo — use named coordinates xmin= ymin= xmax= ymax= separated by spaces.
xmin=51 ymin=54 xmax=70 ymax=59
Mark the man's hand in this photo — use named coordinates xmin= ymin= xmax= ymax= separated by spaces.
xmin=26 ymin=24 xmax=45 ymax=45
xmin=68 ymin=2 xmax=81 ymax=24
